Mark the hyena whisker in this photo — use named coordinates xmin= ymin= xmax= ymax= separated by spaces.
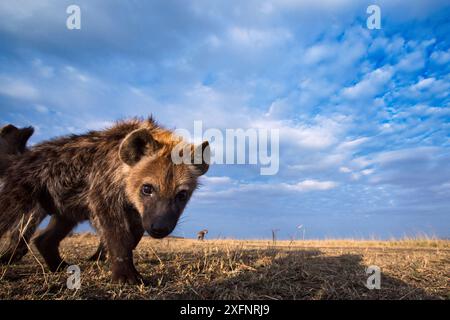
xmin=172 ymin=215 xmax=190 ymax=229
xmin=174 ymin=219 xmax=188 ymax=228
xmin=177 ymin=214 xmax=190 ymax=224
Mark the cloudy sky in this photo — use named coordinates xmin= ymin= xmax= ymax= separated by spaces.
xmin=1 ymin=0 xmax=449 ymax=239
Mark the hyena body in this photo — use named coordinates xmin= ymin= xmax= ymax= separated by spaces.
xmin=197 ymin=229 xmax=208 ymax=241
xmin=0 ymin=118 xmax=209 ymax=284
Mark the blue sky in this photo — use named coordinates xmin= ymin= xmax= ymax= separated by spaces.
xmin=0 ymin=0 xmax=449 ymax=239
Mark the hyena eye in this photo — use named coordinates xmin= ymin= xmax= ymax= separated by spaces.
xmin=176 ymin=190 xmax=188 ymax=202
xmin=141 ymin=184 xmax=155 ymax=196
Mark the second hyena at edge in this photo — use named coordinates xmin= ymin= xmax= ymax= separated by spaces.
xmin=0 ymin=124 xmax=108 ymax=263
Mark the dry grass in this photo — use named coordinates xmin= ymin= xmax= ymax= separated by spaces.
xmin=0 ymin=234 xmax=448 ymax=300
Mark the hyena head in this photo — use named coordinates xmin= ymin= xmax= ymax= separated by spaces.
xmin=0 ymin=124 xmax=34 ymax=156
xmin=0 ymin=124 xmax=34 ymax=177
xmin=119 ymin=128 xmax=209 ymax=238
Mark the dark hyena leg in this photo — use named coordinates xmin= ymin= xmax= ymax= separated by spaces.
xmin=88 ymin=241 xmax=107 ymax=261
xmin=33 ymin=215 xmax=77 ymax=272
xmin=0 ymin=206 xmax=46 ymax=264
xmin=87 ymin=218 xmax=108 ymax=261
xmin=1 ymin=229 xmax=35 ymax=264
xmin=87 ymin=212 xmax=142 ymax=263
xmin=91 ymin=202 xmax=144 ymax=284
xmin=90 ymin=223 xmax=142 ymax=262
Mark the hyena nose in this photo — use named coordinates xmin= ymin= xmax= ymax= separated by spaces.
xmin=149 ymin=224 xmax=170 ymax=239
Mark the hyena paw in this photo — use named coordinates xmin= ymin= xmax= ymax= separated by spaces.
xmin=0 ymin=252 xmax=26 ymax=264
xmin=111 ymin=264 xmax=146 ymax=285
xmin=0 ymin=244 xmax=29 ymax=264
xmin=48 ymin=260 xmax=70 ymax=273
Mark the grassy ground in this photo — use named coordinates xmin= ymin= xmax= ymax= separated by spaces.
xmin=0 ymin=234 xmax=448 ymax=300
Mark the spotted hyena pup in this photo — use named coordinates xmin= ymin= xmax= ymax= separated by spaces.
xmin=0 ymin=117 xmax=210 ymax=284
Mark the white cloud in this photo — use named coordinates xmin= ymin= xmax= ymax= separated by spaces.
xmin=303 ymin=44 xmax=333 ymax=65
xmin=255 ymin=115 xmax=349 ymax=150
xmin=285 ymin=179 xmax=338 ymax=191
xmin=431 ymin=49 xmax=450 ymax=65
xmin=201 ymin=176 xmax=233 ymax=185
xmin=336 ymin=137 xmax=369 ymax=151
xmin=339 ymin=166 xmax=352 ymax=173
xmin=265 ymin=97 xmax=294 ymax=119
xmin=341 ymin=67 xmax=393 ymax=100
xmin=34 ymin=104 xmax=49 ymax=113
xmin=372 ymin=147 xmax=438 ymax=165
xmin=234 ymin=179 xmax=338 ymax=192
xmin=410 ymin=77 xmax=435 ymax=90
xmin=406 ymin=77 xmax=450 ymax=98
xmin=395 ymin=51 xmax=425 ymax=72
xmin=0 ymin=76 xmax=39 ymax=100
xmin=196 ymin=177 xmax=339 ymax=201
xmin=361 ymin=168 xmax=374 ymax=176
xmin=227 ymin=26 xmax=291 ymax=48
xmin=32 ymin=59 xmax=54 ymax=78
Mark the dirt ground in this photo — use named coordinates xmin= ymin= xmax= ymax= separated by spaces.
xmin=0 ymin=234 xmax=448 ymax=300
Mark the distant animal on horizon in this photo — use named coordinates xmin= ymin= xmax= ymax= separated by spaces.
xmin=197 ymin=229 xmax=208 ymax=241
xmin=0 ymin=117 xmax=210 ymax=284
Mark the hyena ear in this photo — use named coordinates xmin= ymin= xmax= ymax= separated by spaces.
xmin=190 ymin=141 xmax=210 ymax=176
xmin=119 ymin=128 xmax=162 ymax=166
xmin=0 ymin=124 xmax=19 ymax=137
xmin=17 ymin=127 xmax=34 ymax=151
xmin=0 ymin=125 xmax=34 ymax=152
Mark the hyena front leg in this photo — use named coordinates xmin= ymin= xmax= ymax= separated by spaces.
xmin=91 ymin=202 xmax=144 ymax=285
xmin=88 ymin=217 xmax=142 ymax=262
xmin=33 ymin=215 xmax=77 ymax=272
